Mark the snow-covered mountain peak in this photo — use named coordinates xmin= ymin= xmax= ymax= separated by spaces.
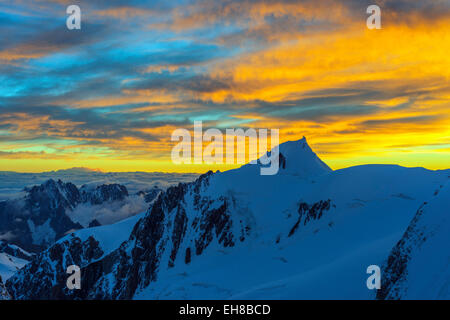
xmin=277 ymin=136 xmax=314 ymax=159
xmin=216 ymin=136 xmax=333 ymax=193
xmin=258 ymin=136 xmax=332 ymax=177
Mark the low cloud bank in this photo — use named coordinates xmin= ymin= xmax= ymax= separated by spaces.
xmin=67 ymin=195 xmax=148 ymax=227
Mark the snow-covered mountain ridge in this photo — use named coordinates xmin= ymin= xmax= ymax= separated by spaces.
xmin=377 ymin=181 xmax=450 ymax=299
xmin=5 ymin=137 xmax=450 ymax=299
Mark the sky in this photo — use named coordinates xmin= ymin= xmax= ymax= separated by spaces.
xmin=0 ymin=0 xmax=449 ymax=173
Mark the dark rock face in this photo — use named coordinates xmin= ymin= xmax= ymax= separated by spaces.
xmin=0 ymin=240 xmax=33 ymax=261
xmin=169 ymin=207 xmax=188 ymax=268
xmin=288 ymin=199 xmax=332 ymax=237
xmin=376 ymin=202 xmax=428 ymax=300
xmin=279 ymin=152 xmax=286 ymax=170
xmin=376 ymin=181 xmax=450 ymax=300
xmin=0 ymin=179 xmax=83 ymax=252
xmin=0 ymin=275 xmax=11 ymax=300
xmin=194 ymin=198 xmax=234 ymax=255
xmin=6 ymin=235 xmax=103 ymax=300
xmin=7 ymin=171 xmax=250 ymax=300
xmin=88 ymin=219 xmax=101 ymax=228
xmin=80 ymin=184 xmax=129 ymax=205
xmin=25 ymin=179 xmax=81 ymax=210
xmin=137 ymin=186 xmax=163 ymax=203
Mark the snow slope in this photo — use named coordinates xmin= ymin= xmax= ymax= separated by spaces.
xmin=59 ymin=211 xmax=146 ymax=260
xmin=0 ymin=241 xmax=33 ymax=282
xmin=0 ymin=252 xmax=28 ymax=281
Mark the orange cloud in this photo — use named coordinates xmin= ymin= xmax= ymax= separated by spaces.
xmin=94 ymin=6 xmax=158 ymax=19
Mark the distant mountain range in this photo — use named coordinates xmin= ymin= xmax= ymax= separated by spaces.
xmin=3 ymin=137 xmax=449 ymax=300
xmin=0 ymin=179 xmax=131 ymax=252
xmin=0 ymin=169 xmax=198 ymax=201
